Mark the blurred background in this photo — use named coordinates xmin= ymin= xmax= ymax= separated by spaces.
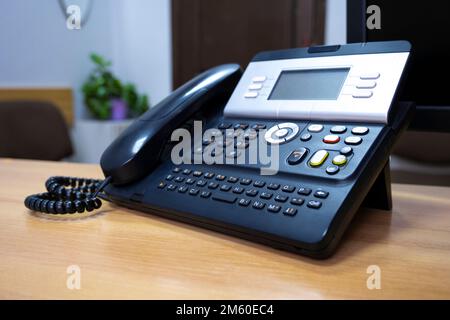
xmin=0 ymin=0 xmax=449 ymax=186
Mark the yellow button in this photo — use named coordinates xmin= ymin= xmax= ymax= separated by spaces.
xmin=309 ymin=150 xmax=329 ymax=167
xmin=332 ymin=154 xmax=347 ymax=166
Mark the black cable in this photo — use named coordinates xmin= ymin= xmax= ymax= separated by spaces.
xmin=24 ymin=176 xmax=111 ymax=214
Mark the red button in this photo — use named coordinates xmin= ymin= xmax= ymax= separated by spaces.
xmin=323 ymin=134 xmax=340 ymax=144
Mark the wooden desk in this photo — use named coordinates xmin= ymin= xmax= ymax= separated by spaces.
xmin=1 ymin=158 xmax=450 ymax=299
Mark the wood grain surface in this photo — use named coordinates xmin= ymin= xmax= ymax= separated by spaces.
xmin=1 ymin=158 xmax=449 ymax=299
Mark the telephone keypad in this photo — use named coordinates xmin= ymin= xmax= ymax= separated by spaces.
xmin=160 ymin=167 xmax=331 ymax=218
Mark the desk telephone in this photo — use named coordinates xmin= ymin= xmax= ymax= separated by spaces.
xmin=25 ymin=41 xmax=413 ymax=258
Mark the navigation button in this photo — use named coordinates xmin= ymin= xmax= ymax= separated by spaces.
xmin=274 ymin=128 xmax=289 ymax=138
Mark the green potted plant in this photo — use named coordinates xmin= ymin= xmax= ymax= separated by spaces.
xmin=82 ymin=53 xmax=149 ymax=120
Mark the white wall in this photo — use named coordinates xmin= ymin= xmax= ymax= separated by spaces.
xmin=325 ymin=0 xmax=347 ymax=45
xmin=0 ymin=0 xmax=172 ymax=119
xmin=112 ymin=0 xmax=172 ymax=108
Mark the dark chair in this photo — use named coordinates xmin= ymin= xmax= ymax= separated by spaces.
xmin=0 ymin=101 xmax=73 ymax=161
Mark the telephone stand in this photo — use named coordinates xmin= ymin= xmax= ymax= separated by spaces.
xmin=362 ymin=160 xmax=393 ymax=211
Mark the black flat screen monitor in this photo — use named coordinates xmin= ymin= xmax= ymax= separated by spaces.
xmin=347 ymin=0 xmax=450 ymax=132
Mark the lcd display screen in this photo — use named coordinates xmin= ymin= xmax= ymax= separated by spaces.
xmin=269 ymin=68 xmax=350 ymax=100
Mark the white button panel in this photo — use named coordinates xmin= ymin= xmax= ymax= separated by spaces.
xmin=224 ymin=50 xmax=409 ymax=124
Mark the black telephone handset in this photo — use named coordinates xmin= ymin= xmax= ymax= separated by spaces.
xmin=24 ymin=64 xmax=242 ymax=214
xmin=101 ymin=64 xmax=242 ymax=185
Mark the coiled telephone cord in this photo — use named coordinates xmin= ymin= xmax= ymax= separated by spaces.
xmin=24 ymin=176 xmax=111 ymax=214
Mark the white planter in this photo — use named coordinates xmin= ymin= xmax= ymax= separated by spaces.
xmin=69 ymin=119 xmax=133 ymax=163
